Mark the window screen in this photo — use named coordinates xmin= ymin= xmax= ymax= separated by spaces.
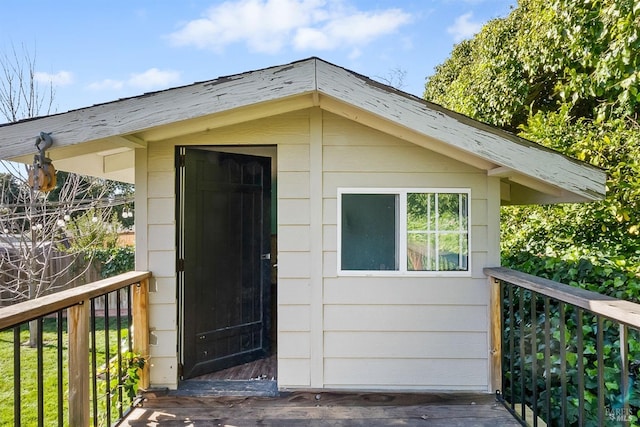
xmin=341 ymin=194 xmax=398 ymax=270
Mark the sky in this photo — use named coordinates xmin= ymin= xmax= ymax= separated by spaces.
xmin=1 ymin=0 xmax=515 ymax=115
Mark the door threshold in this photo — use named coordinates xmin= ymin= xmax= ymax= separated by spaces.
xmin=174 ymin=379 xmax=279 ymax=397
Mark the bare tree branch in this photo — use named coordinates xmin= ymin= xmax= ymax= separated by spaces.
xmin=0 ymin=165 xmax=130 ymax=304
xmin=0 ymin=43 xmax=54 ymax=122
xmin=374 ymin=67 xmax=408 ymax=90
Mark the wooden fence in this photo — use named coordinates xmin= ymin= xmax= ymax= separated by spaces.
xmin=0 ymin=249 xmax=126 ymax=312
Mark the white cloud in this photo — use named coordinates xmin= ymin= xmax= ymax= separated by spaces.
xmin=168 ymin=0 xmax=411 ymax=54
xmin=128 ymin=68 xmax=181 ymax=90
xmin=293 ymin=9 xmax=411 ymax=50
xmin=348 ymin=47 xmax=362 ymax=60
xmin=447 ymin=12 xmax=482 ymax=42
xmin=34 ymin=71 xmax=73 ymax=86
xmin=88 ymin=79 xmax=124 ymax=91
xmin=88 ymin=68 xmax=180 ymax=92
xmin=443 ymin=0 xmax=488 ymax=4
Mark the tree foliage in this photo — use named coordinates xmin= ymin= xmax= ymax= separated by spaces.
xmin=425 ymin=0 xmax=640 ymax=129
xmin=424 ymin=0 xmax=640 ymax=277
xmin=425 ymin=3 xmax=640 ymax=421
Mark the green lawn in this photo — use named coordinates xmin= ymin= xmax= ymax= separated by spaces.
xmin=0 ymin=316 xmax=134 ymax=426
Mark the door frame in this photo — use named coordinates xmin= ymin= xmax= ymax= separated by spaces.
xmin=175 ymin=145 xmax=278 ymax=382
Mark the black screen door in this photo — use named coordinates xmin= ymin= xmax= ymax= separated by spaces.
xmin=180 ymin=148 xmax=271 ymax=379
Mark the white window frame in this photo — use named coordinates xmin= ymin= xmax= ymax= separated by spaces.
xmin=337 ymin=188 xmax=472 ymax=277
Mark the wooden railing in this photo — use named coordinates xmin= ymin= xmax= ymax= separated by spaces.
xmin=486 ymin=267 xmax=640 ymax=426
xmin=0 ymin=270 xmax=151 ymax=426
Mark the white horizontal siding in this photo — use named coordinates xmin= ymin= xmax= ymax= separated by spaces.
xmin=472 ymin=225 xmax=488 ymax=252
xmin=144 ymin=112 xmax=317 ymax=390
xmin=471 ymin=252 xmax=489 ymax=279
xmin=324 ymin=331 xmax=487 ymax=358
xmin=323 ymin=172 xmax=488 ymax=198
xmin=145 ymin=141 xmax=179 ymax=389
xmin=277 ymin=120 xmax=313 ymax=388
xmin=164 ymin=113 xmax=311 ymax=147
xmin=279 ymin=144 xmax=310 ymax=171
xmin=141 ymin=107 xmax=498 ymax=392
xmin=324 ymin=358 xmax=488 ymax=390
xmin=471 ymin=198 xmax=489 ymax=226
xmin=147 ymin=141 xmax=174 ymax=171
xmin=148 ymin=357 xmax=178 ymax=389
xmin=320 ymin=112 xmax=491 ymax=391
xmin=324 ymin=305 xmax=487 ymax=332
xmin=278 ymin=199 xmax=310 ymax=225
xmin=147 ymin=251 xmax=175 ymax=278
xmin=279 ymin=225 xmax=310 ymax=251
xmin=149 ymin=278 xmax=176 ymax=304
xmin=148 ymin=224 xmax=175 ymax=251
xmin=147 ymin=198 xmax=174 ymax=224
xmin=323 ymin=278 xmax=489 ymax=305
xmin=278 ymin=252 xmax=311 ymax=278
xmin=147 ymin=171 xmax=174 ymax=198
xmin=279 ymin=171 xmax=311 ymax=198
xmin=278 ymin=358 xmax=310 ymax=387
xmin=279 ymin=305 xmax=311 ymax=332
xmin=149 ymin=330 xmax=177 ymax=357
xmin=279 ymin=332 xmax=311 ymax=358
xmin=323 ymin=145 xmax=480 ymax=173
xmin=278 ymin=279 xmax=311 ymax=305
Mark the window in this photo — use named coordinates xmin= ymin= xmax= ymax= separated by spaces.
xmin=338 ymin=189 xmax=470 ymax=275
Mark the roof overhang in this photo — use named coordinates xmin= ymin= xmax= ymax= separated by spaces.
xmin=0 ymin=57 xmax=605 ymax=204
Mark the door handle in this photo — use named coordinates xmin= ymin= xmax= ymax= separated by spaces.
xmin=261 ymin=253 xmax=271 ymax=260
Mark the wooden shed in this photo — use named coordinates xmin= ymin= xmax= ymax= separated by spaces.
xmin=0 ymin=57 xmax=605 ymax=394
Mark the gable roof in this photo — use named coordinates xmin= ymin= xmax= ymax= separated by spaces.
xmin=0 ymin=57 xmax=605 ymax=204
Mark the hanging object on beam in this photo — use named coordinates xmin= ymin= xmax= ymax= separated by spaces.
xmin=28 ymin=132 xmax=57 ymax=192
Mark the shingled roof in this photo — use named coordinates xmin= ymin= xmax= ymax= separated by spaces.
xmin=0 ymin=57 xmax=605 ymax=204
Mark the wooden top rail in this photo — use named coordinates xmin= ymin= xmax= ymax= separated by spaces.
xmin=0 ymin=270 xmax=152 ymax=331
xmin=485 ymin=266 xmax=640 ymax=330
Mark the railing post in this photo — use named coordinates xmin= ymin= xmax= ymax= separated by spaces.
xmin=68 ymin=300 xmax=90 ymax=426
xmin=620 ymin=324 xmax=630 ymax=427
xmin=489 ymin=276 xmax=502 ymax=393
xmin=132 ymin=278 xmax=150 ymax=389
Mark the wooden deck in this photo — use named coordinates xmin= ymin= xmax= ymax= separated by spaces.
xmin=191 ymin=355 xmax=277 ymax=381
xmin=121 ymin=390 xmax=522 ymax=426
xmin=122 ymin=357 xmax=521 ymax=426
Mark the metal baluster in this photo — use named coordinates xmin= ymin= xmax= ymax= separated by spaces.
xmin=105 ymin=294 xmax=111 ymax=424
xmin=37 ymin=317 xmax=44 ymax=427
xmin=576 ymin=308 xmax=584 ymax=427
xmin=620 ymin=324 xmax=629 ymax=427
xmin=519 ymin=287 xmax=526 ymax=420
xmin=127 ymin=285 xmax=133 ymax=355
xmin=501 ymin=280 xmax=506 ymax=395
xmin=597 ymin=316 xmax=604 ymax=426
xmin=57 ymin=311 xmax=64 ymax=427
xmin=559 ymin=303 xmax=566 ymax=427
xmin=544 ymin=297 xmax=551 ymax=424
xmin=531 ymin=291 xmax=538 ymax=427
xmin=91 ymin=299 xmax=98 ymax=427
xmin=13 ymin=326 xmax=21 ymax=426
xmin=509 ymin=284 xmax=516 ymax=409
xmin=116 ymin=289 xmax=124 ymax=418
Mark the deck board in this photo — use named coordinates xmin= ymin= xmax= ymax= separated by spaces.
xmin=122 ymin=390 xmax=522 ymax=426
xmin=190 ymin=355 xmax=276 ymax=381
